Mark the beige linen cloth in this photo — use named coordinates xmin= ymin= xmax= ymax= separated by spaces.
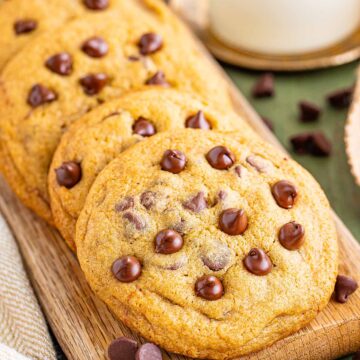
xmin=0 ymin=214 xmax=56 ymax=360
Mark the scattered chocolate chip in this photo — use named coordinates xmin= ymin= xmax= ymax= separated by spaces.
xmin=290 ymin=132 xmax=331 ymax=157
xmin=246 ymin=155 xmax=272 ymax=173
xmin=123 ymin=212 xmax=146 ymax=230
xmin=279 ymin=222 xmax=305 ymax=250
xmin=55 ymin=161 xmax=82 ymax=189
xmin=206 ymin=146 xmax=235 ymax=170
xmin=108 ymin=337 xmax=138 ymax=360
xmin=136 ymin=343 xmax=162 ymax=360
xmin=115 ymin=197 xmax=134 ymax=212
xmin=243 ymin=248 xmax=272 ymax=276
xmin=140 ymin=191 xmax=156 ymax=209
xmin=45 ymin=53 xmax=73 ymax=76
xmin=195 ymin=275 xmax=224 ymax=300
xmin=138 ymin=33 xmax=163 ymax=55
xmin=219 ymin=208 xmax=248 ymax=236
xmin=27 ymin=84 xmax=57 ymax=107
xmin=252 ymin=73 xmax=274 ymax=98
xmin=79 ymin=73 xmax=108 ymax=95
xmin=334 ymin=275 xmax=358 ymax=303
xmin=112 ymin=256 xmax=141 ymax=282
xmin=234 ymin=165 xmax=242 ymax=177
xmin=261 ymin=116 xmax=274 ymax=131
xmin=327 ymin=87 xmax=353 ymax=109
xmin=298 ymin=101 xmax=321 ymax=122
xmin=201 ymin=241 xmax=231 ymax=271
xmin=132 ymin=117 xmax=156 ymax=137
xmin=271 ymin=180 xmax=297 ymax=209
xmin=145 ymin=71 xmax=169 ymax=87
xmin=84 ymin=0 xmax=109 ymax=10
xmin=290 ymin=133 xmax=312 ymax=155
xmin=183 ymin=192 xmax=208 ymax=213
xmin=185 ymin=111 xmax=211 ymax=130
xmin=81 ymin=36 xmax=108 ymax=58
xmin=155 ymin=229 xmax=183 ymax=254
xmin=160 ymin=149 xmax=186 ymax=174
xmin=14 ymin=19 xmax=37 ymax=35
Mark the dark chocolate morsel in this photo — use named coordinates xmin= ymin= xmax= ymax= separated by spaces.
xmin=298 ymin=101 xmax=321 ymax=122
xmin=45 ymin=53 xmax=73 ymax=76
xmin=55 ymin=161 xmax=82 ymax=189
xmin=145 ymin=71 xmax=169 ymax=87
xmin=219 ymin=208 xmax=248 ymax=236
xmin=185 ymin=111 xmax=211 ymax=129
xmin=112 ymin=256 xmax=141 ymax=282
xmin=14 ymin=19 xmax=37 ymax=35
xmin=79 ymin=73 xmax=108 ymax=95
xmin=279 ymin=222 xmax=305 ymax=250
xmin=108 ymin=337 xmax=138 ymax=360
xmin=132 ymin=117 xmax=156 ymax=137
xmin=138 ymin=33 xmax=163 ymax=55
xmin=160 ymin=149 xmax=186 ymax=174
xmin=195 ymin=275 xmax=224 ymax=300
xmin=135 ymin=343 xmax=162 ymax=360
xmin=27 ymin=84 xmax=57 ymax=107
xmin=206 ymin=146 xmax=235 ymax=170
xmin=271 ymin=180 xmax=297 ymax=209
xmin=243 ymin=248 xmax=272 ymax=276
xmin=334 ymin=275 xmax=358 ymax=303
xmin=183 ymin=192 xmax=208 ymax=213
xmin=327 ymin=87 xmax=353 ymax=109
xmin=155 ymin=229 xmax=183 ymax=254
xmin=252 ymin=73 xmax=274 ymax=98
xmin=84 ymin=0 xmax=109 ymax=10
xmin=82 ymin=36 xmax=109 ymax=58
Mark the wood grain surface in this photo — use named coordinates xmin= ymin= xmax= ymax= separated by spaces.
xmin=0 ymin=3 xmax=360 ymax=360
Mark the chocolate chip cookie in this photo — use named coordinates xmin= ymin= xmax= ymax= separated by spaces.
xmin=76 ymin=129 xmax=338 ymax=359
xmin=48 ymin=88 xmax=250 ymax=250
xmin=0 ymin=0 xmax=233 ymax=223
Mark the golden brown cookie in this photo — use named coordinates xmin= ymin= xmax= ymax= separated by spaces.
xmin=76 ymin=129 xmax=338 ymax=359
xmin=0 ymin=0 xmax=233 ymax=223
xmin=49 ymin=88 xmax=251 ymax=250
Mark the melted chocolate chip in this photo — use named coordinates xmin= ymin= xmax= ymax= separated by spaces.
xmin=84 ymin=0 xmax=109 ymax=10
xmin=27 ymin=84 xmax=57 ymax=107
xmin=81 ymin=36 xmax=109 ymax=58
xmin=243 ymin=248 xmax=272 ymax=276
xmin=14 ymin=19 xmax=37 ymax=35
xmin=55 ymin=161 xmax=82 ymax=189
xmin=201 ymin=241 xmax=231 ymax=271
xmin=123 ymin=212 xmax=146 ymax=230
xmin=185 ymin=111 xmax=211 ymax=129
xmin=219 ymin=208 xmax=248 ymax=236
xmin=145 ymin=71 xmax=169 ymax=87
xmin=160 ymin=149 xmax=186 ymax=174
xmin=45 ymin=53 xmax=73 ymax=76
xmin=79 ymin=73 xmax=108 ymax=95
xmin=206 ymin=146 xmax=235 ymax=170
xmin=132 ymin=117 xmax=156 ymax=137
xmin=299 ymin=101 xmax=321 ymax=122
xmin=195 ymin=275 xmax=224 ymax=300
xmin=138 ymin=33 xmax=163 ymax=55
xmin=252 ymin=73 xmax=274 ymax=98
xmin=115 ymin=197 xmax=134 ymax=212
xmin=279 ymin=222 xmax=305 ymax=250
xmin=108 ymin=337 xmax=138 ymax=360
xmin=271 ymin=180 xmax=297 ymax=209
xmin=327 ymin=87 xmax=353 ymax=109
xmin=136 ymin=343 xmax=162 ymax=360
xmin=334 ymin=275 xmax=358 ymax=303
xmin=183 ymin=192 xmax=208 ymax=213
xmin=155 ymin=229 xmax=183 ymax=254
xmin=140 ymin=191 xmax=156 ymax=209
xmin=112 ymin=256 xmax=141 ymax=282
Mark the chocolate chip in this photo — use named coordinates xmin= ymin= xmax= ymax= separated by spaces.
xmin=183 ymin=192 xmax=208 ymax=213
xmin=138 ymin=33 xmax=163 ymax=55
xmin=55 ymin=161 xmax=82 ymax=189
xmin=206 ymin=146 xmax=235 ymax=170
xmin=123 ymin=212 xmax=146 ymax=230
xmin=298 ymin=101 xmax=321 ymax=122
xmin=185 ymin=111 xmax=211 ymax=129
xmin=243 ymin=248 xmax=272 ymax=276
xmin=79 ymin=73 xmax=108 ymax=95
xmin=246 ymin=155 xmax=272 ymax=173
xmin=195 ymin=275 xmax=224 ymax=300
xmin=327 ymin=87 xmax=353 ymax=109
xmin=155 ymin=229 xmax=183 ymax=254
xmin=279 ymin=222 xmax=305 ymax=250
xmin=234 ymin=165 xmax=242 ymax=177
xmin=115 ymin=197 xmax=134 ymax=212
xmin=160 ymin=149 xmax=186 ymax=174
xmin=136 ymin=343 xmax=162 ymax=360
xmin=290 ymin=132 xmax=331 ymax=157
xmin=261 ymin=116 xmax=274 ymax=131
xmin=334 ymin=275 xmax=358 ymax=303
xmin=219 ymin=208 xmax=248 ymax=236
xmin=140 ymin=191 xmax=156 ymax=209
xmin=201 ymin=241 xmax=231 ymax=271
xmin=271 ymin=180 xmax=297 ymax=209
xmin=132 ymin=117 xmax=156 ymax=137
xmin=290 ymin=133 xmax=312 ymax=155
xmin=145 ymin=71 xmax=169 ymax=87
xmin=81 ymin=36 xmax=108 ymax=58
xmin=112 ymin=256 xmax=141 ymax=282
xmin=14 ymin=19 xmax=37 ymax=35
xmin=45 ymin=53 xmax=73 ymax=76
xmin=27 ymin=84 xmax=57 ymax=107
xmin=252 ymin=73 xmax=274 ymax=98
xmin=108 ymin=337 xmax=138 ymax=360
xmin=84 ymin=0 xmax=109 ymax=10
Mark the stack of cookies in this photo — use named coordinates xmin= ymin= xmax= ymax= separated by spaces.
xmin=0 ymin=1 xmax=339 ymax=359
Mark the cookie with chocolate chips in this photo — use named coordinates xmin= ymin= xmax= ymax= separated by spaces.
xmin=0 ymin=0 xmax=233 ymax=223
xmin=76 ymin=129 xmax=338 ymax=360
xmin=48 ymin=89 xmax=250 ymax=250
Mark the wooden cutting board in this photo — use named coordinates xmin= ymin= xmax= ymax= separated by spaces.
xmin=1 ymin=3 xmax=360 ymax=360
